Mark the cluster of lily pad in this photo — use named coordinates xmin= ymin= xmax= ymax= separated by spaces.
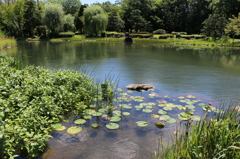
xmin=52 ymin=88 xmax=219 ymax=133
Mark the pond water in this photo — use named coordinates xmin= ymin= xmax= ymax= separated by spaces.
xmin=6 ymin=41 xmax=240 ymax=159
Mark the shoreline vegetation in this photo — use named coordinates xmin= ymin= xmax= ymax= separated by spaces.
xmin=0 ymin=36 xmax=17 ymax=50
xmin=1 ymin=36 xmax=239 ymax=158
xmin=24 ymin=32 xmax=240 ymax=48
xmin=155 ymin=102 xmax=240 ymax=159
xmin=0 ymin=52 xmax=114 ymax=158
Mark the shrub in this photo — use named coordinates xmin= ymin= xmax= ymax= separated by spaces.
xmin=153 ymin=29 xmax=166 ymax=34
xmin=172 ymin=31 xmax=187 ymax=35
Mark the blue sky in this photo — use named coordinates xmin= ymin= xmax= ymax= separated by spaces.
xmin=81 ymin=0 xmax=116 ymax=5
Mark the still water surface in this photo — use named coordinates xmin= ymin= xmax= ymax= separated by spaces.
xmin=6 ymin=41 xmax=240 ymax=158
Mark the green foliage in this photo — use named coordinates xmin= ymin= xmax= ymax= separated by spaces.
xmin=61 ymin=0 xmax=81 ymax=15
xmin=23 ymin=0 xmax=41 ymax=37
xmin=225 ymin=13 xmax=240 ymax=40
xmin=153 ymin=29 xmax=166 ymax=34
xmin=202 ymin=13 xmax=227 ymax=39
xmin=0 ymin=53 xmax=107 ymax=158
xmin=122 ymin=0 xmax=154 ymax=32
xmin=0 ymin=34 xmax=16 ymax=50
xmin=74 ymin=4 xmax=87 ymax=33
xmin=42 ymin=3 xmax=65 ymax=33
xmin=83 ymin=5 xmax=108 ymax=36
xmin=0 ymin=0 xmax=25 ymax=37
xmin=157 ymin=102 xmax=240 ymax=159
xmin=63 ymin=14 xmax=75 ymax=32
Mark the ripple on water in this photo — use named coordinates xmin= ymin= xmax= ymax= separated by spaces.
xmin=111 ymin=138 xmax=139 ymax=159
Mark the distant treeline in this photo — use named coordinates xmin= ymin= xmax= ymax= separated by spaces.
xmin=1 ymin=0 xmax=240 ymax=39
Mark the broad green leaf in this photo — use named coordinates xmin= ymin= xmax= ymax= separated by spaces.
xmin=166 ymin=118 xmax=177 ymax=123
xmin=74 ymin=119 xmax=86 ymax=124
xmin=122 ymin=112 xmax=130 ymax=115
xmin=110 ymin=116 xmax=121 ymax=122
xmin=136 ymin=121 xmax=148 ymax=127
xmin=143 ymin=108 xmax=152 ymax=113
xmin=191 ymin=116 xmax=201 ymax=121
xmin=163 ymin=107 xmax=172 ymax=111
xmin=67 ymin=126 xmax=82 ymax=134
xmin=158 ymin=109 xmax=167 ymax=115
xmin=155 ymin=122 xmax=165 ymax=129
xmin=106 ymin=123 xmax=119 ymax=129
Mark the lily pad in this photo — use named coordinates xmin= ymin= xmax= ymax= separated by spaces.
xmin=98 ymin=109 xmax=107 ymax=113
xmin=178 ymin=112 xmax=191 ymax=120
xmin=146 ymin=105 xmax=153 ymax=109
xmin=178 ymin=96 xmax=185 ymax=99
xmin=106 ymin=123 xmax=119 ymax=129
xmin=83 ymin=115 xmax=92 ymax=120
xmin=151 ymin=114 xmax=160 ymax=118
xmin=158 ymin=109 xmax=167 ymax=115
xmin=74 ymin=119 xmax=86 ymax=124
xmin=51 ymin=123 xmax=62 ymax=129
xmin=186 ymin=105 xmax=195 ymax=109
xmin=120 ymin=92 xmax=128 ymax=96
xmin=136 ymin=121 xmax=148 ymax=127
xmin=143 ymin=109 xmax=152 ymax=113
xmin=52 ymin=124 xmax=66 ymax=131
xmin=158 ymin=104 xmax=165 ymax=107
xmin=110 ymin=116 xmax=121 ymax=122
xmin=166 ymin=118 xmax=177 ymax=123
xmin=148 ymin=102 xmax=156 ymax=105
xmin=91 ymin=123 xmax=100 ymax=129
xmin=191 ymin=116 xmax=201 ymax=121
xmin=187 ymin=95 xmax=196 ymax=98
xmin=92 ymin=112 xmax=102 ymax=116
xmin=163 ymin=107 xmax=172 ymax=111
xmin=161 ymin=115 xmax=171 ymax=121
xmin=165 ymin=103 xmax=176 ymax=107
xmin=198 ymin=103 xmax=206 ymax=106
xmin=67 ymin=126 xmax=82 ymax=134
xmin=122 ymin=112 xmax=130 ymax=116
xmin=155 ymin=122 xmax=165 ymax=129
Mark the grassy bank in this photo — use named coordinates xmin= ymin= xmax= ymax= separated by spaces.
xmin=27 ymin=35 xmax=240 ymax=48
xmin=0 ymin=36 xmax=17 ymax=50
xmin=0 ymin=52 xmax=113 ymax=158
xmin=155 ymin=102 xmax=240 ymax=159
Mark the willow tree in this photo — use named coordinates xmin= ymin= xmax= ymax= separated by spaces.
xmin=83 ymin=5 xmax=108 ymax=36
xmin=42 ymin=3 xmax=64 ymax=34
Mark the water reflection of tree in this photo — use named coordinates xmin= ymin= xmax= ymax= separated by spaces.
xmin=11 ymin=42 xmax=126 ymax=68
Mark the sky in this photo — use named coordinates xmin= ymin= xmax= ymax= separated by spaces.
xmin=80 ymin=0 xmax=116 ymax=5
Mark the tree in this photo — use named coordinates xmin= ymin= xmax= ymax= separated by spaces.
xmin=202 ymin=12 xmax=227 ymax=39
xmin=83 ymin=5 xmax=108 ymax=36
xmin=23 ymin=0 xmax=41 ymax=37
xmin=0 ymin=0 xmax=25 ymax=37
xmin=63 ymin=14 xmax=75 ymax=31
xmin=107 ymin=7 xmax=124 ymax=32
xmin=42 ymin=3 xmax=64 ymax=34
xmin=122 ymin=0 xmax=154 ymax=32
xmin=75 ymin=4 xmax=87 ymax=33
xmin=225 ymin=13 xmax=240 ymax=40
xmin=62 ymin=0 xmax=81 ymax=15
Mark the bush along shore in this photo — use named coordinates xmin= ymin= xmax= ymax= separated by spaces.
xmin=0 ymin=35 xmax=17 ymax=50
xmin=155 ymin=101 xmax=240 ymax=159
xmin=0 ymin=52 xmax=114 ymax=158
xmin=26 ymin=31 xmax=240 ymax=48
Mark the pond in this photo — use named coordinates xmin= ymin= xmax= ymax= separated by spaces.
xmin=6 ymin=41 xmax=240 ymax=159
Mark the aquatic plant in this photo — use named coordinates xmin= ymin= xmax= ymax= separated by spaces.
xmin=0 ymin=52 xmax=113 ymax=158
xmin=155 ymin=101 xmax=240 ymax=159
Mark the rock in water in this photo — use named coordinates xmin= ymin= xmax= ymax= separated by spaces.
xmin=126 ymin=84 xmax=155 ymax=91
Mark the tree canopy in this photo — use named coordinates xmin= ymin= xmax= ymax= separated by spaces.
xmin=1 ymin=0 xmax=240 ymax=38
xmin=83 ymin=5 xmax=108 ymax=36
